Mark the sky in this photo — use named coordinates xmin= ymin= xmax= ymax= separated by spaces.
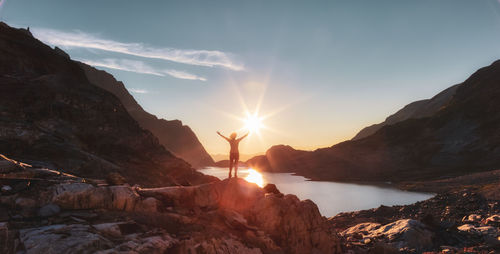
xmin=2 ymin=0 xmax=500 ymax=155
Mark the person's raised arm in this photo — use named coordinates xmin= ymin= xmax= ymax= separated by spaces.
xmin=217 ymin=131 xmax=230 ymax=141
xmin=237 ymin=132 xmax=249 ymax=141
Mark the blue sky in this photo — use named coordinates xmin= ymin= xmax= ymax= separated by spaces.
xmin=2 ymin=0 xmax=500 ymax=154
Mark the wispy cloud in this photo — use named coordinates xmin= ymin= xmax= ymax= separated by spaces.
xmin=128 ymin=88 xmax=149 ymax=94
xmin=79 ymin=58 xmax=207 ymax=81
xmin=31 ymin=27 xmax=244 ymax=71
xmin=163 ymin=69 xmax=207 ymax=81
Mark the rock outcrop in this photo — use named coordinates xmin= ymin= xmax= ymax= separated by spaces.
xmin=342 ymin=219 xmax=434 ymax=251
xmin=78 ymin=63 xmax=214 ymax=168
xmin=0 ymin=154 xmax=342 ymax=254
xmin=247 ymin=60 xmax=500 ymax=182
xmin=0 ymin=22 xmax=213 ymax=187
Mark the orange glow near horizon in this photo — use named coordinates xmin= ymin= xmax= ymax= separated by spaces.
xmin=244 ymin=169 xmax=264 ymax=187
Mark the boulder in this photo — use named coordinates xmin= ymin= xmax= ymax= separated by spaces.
xmin=343 ymin=219 xmax=434 ymax=251
xmin=263 ymin=183 xmax=281 ymax=194
xmin=20 ymin=224 xmax=113 ymax=254
xmin=135 ymin=197 xmax=160 ymax=212
xmin=138 ymin=182 xmax=222 ymax=209
xmin=105 ymin=172 xmax=126 ymax=186
xmin=138 ymin=178 xmax=264 ymax=212
xmin=374 ymin=219 xmax=433 ymax=250
xmin=38 ymin=204 xmax=61 ymax=217
xmin=342 ymin=222 xmax=382 ymax=236
xmin=108 ymin=185 xmax=140 ymax=211
xmin=51 ymin=183 xmax=159 ymax=212
xmin=457 ymin=224 xmax=498 ymax=236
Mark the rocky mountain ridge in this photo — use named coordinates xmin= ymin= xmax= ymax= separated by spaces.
xmin=78 ymin=63 xmax=215 ymax=168
xmin=0 ymin=22 xmax=212 ymax=187
xmin=352 ymin=84 xmax=459 ymax=140
xmin=247 ymin=60 xmax=500 ymax=182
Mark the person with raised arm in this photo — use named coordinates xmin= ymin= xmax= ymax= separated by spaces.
xmin=217 ymin=131 xmax=248 ymax=178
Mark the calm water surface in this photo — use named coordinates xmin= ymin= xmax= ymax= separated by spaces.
xmin=199 ymin=167 xmax=434 ymax=217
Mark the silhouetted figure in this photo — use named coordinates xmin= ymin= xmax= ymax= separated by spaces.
xmin=217 ymin=131 xmax=248 ymax=178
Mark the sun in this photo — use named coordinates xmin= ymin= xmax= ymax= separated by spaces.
xmin=244 ymin=113 xmax=263 ymax=133
xmin=244 ymin=169 xmax=264 ymax=187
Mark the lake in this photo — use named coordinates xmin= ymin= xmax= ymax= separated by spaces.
xmin=198 ymin=167 xmax=434 ymax=217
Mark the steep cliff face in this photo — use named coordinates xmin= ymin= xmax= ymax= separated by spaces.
xmin=352 ymin=84 xmax=458 ymax=140
xmin=78 ymin=64 xmax=215 ymax=168
xmin=248 ymin=60 xmax=500 ymax=182
xmin=0 ymin=22 xmax=213 ymax=186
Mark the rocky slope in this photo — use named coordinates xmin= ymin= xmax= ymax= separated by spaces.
xmin=0 ymin=22 xmax=212 ymax=187
xmin=78 ymin=63 xmax=214 ymax=168
xmin=329 ymin=185 xmax=500 ymax=253
xmin=352 ymin=84 xmax=458 ymax=140
xmin=0 ymin=154 xmax=342 ymax=253
xmin=247 ymin=60 xmax=500 ymax=182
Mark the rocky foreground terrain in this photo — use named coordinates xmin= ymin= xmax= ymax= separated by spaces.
xmin=0 ymin=154 xmax=342 ymax=253
xmin=2 ymin=152 xmax=500 ymax=253
xmin=329 ymin=168 xmax=500 ymax=253
xmin=332 ymin=190 xmax=500 ymax=253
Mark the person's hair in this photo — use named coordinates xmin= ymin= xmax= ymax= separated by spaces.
xmin=230 ymin=132 xmax=237 ymax=139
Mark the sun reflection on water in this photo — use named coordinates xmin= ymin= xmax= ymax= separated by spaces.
xmin=244 ymin=168 xmax=264 ymax=187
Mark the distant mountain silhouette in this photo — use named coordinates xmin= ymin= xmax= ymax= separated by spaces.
xmin=78 ymin=63 xmax=215 ymax=168
xmin=0 ymin=22 xmax=214 ymax=186
xmin=247 ymin=60 xmax=500 ymax=182
xmin=352 ymin=84 xmax=459 ymax=140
